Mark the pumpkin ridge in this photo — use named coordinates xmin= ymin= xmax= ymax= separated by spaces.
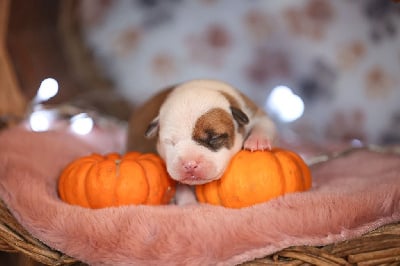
xmin=272 ymin=151 xmax=286 ymax=196
xmin=79 ymin=163 xmax=92 ymax=207
xmin=60 ymin=162 xmax=81 ymax=206
xmin=286 ymin=152 xmax=305 ymax=190
xmin=205 ymin=179 xmax=222 ymax=205
xmin=282 ymin=151 xmax=312 ymax=190
xmin=148 ymin=157 xmax=169 ymax=203
xmin=143 ymin=160 xmax=153 ymax=204
xmin=275 ymin=150 xmax=300 ymax=193
xmin=139 ymin=155 xmax=176 ymax=205
xmin=72 ymin=162 xmax=92 ymax=207
xmin=85 ymin=161 xmax=101 ymax=208
xmin=115 ymin=160 xmax=139 ymax=205
xmin=137 ymin=158 xmax=161 ymax=204
xmin=132 ymin=160 xmax=150 ymax=205
xmin=82 ymin=162 xmax=96 ymax=207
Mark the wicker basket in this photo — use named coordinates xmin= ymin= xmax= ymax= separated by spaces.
xmin=0 ymin=199 xmax=82 ymax=265
xmin=0 ymin=147 xmax=399 ymax=265
xmin=243 ymin=222 xmax=400 ymax=265
xmin=1 ymin=0 xmax=399 ymax=263
xmin=0 ymin=0 xmax=27 ymax=129
xmin=0 ymin=193 xmax=399 ymax=265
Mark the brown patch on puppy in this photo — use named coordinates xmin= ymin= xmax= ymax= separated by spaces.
xmin=192 ymin=108 xmax=234 ymax=151
xmin=219 ymin=91 xmax=251 ymax=136
xmin=219 ymin=91 xmax=257 ymax=115
xmin=220 ymin=92 xmax=241 ymax=112
xmin=238 ymin=91 xmax=259 ymax=115
xmin=127 ymin=86 xmax=174 ymax=153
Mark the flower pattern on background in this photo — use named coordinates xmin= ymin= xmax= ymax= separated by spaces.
xmin=297 ymin=60 xmax=335 ymax=103
xmin=365 ymin=66 xmax=394 ymax=99
xmin=284 ymin=0 xmax=335 ymax=40
xmin=113 ymin=28 xmax=142 ymax=57
xmin=246 ymin=47 xmax=291 ymax=86
xmin=243 ymin=9 xmax=274 ymax=41
xmin=362 ymin=0 xmax=400 ymax=42
xmin=80 ymin=0 xmax=400 ymax=145
xmin=338 ymin=41 xmax=366 ymax=69
xmin=151 ymin=52 xmax=177 ymax=78
xmin=186 ymin=23 xmax=232 ymax=68
xmin=136 ymin=0 xmax=181 ymax=28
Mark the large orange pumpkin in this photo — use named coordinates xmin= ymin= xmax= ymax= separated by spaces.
xmin=58 ymin=152 xmax=176 ymax=208
xmin=195 ymin=148 xmax=312 ymax=208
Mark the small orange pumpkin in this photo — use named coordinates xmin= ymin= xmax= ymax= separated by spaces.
xmin=195 ymin=148 xmax=312 ymax=208
xmin=58 ymin=152 xmax=176 ymax=208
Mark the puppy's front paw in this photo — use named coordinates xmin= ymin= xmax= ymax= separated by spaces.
xmin=244 ymin=132 xmax=272 ymax=151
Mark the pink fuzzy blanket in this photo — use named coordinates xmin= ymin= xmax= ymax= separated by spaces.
xmin=0 ymin=126 xmax=399 ymax=266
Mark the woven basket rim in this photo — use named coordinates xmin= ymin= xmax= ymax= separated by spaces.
xmin=0 ymin=198 xmax=81 ymax=265
xmin=0 ymin=145 xmax=399 ymax=265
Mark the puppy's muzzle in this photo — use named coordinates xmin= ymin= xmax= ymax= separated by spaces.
xmin=180 ymin=160 xmax=202 ymax=182
xmin=176 ymin=158 xmax=217 ymax=185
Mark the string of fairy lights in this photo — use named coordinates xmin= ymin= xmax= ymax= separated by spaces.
xmin=28 ymin=77 xmax=307 ymax=136
xmin=28 ymin=78 xmax=94 ymax=135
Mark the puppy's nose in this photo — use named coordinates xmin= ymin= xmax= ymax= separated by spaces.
xmin=182 ymin=160 xmax=199 ymax=172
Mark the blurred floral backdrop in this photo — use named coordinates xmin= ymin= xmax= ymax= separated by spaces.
xmin=78 ymin=0 xmax=400 ymax=148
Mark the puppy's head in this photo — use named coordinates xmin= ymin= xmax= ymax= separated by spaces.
xmin=145 ymin=80 xmax=249 ymax=185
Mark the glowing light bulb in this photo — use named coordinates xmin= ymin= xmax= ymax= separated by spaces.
xmin=266 ymin=86 xmax=304 ymax=123
xmin=70 ymin=113 xmax=94 ymax=135
xmin=351 ymin=139 xmax=363 ymax=148
xmin=29 ymin=110 xmax=54 ymax=132
xmin=35 ymin=78 xmax=59 ymax=103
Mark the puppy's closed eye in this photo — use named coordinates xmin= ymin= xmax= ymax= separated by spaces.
xmin=194 ymin=130 xmax=229 ymax=151
xmin=208 ymin=133 xmax=229 ymax=149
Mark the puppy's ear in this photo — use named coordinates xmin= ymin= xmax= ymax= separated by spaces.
xmin=230 ymin=107 xmax=249 ymax=126
xmin=145 ymin=117 xmax=159 ymax=138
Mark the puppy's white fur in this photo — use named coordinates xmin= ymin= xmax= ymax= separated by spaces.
xmin=127 ymin=79 xmax=276 ymax=205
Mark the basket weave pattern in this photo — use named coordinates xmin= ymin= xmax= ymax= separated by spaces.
xmin=1 ymin=146 xmax=400 ymax=265
xmin=243 ymin=223 xmax=400 ymax=265
xmin=0 ymin=197 xmax=399 ymax=265
xmin=0 ymin=199 xmax=80 ymax=265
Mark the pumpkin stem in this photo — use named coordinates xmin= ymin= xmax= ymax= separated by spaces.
xmin=115 ymin=159 xmax=122 ymax=177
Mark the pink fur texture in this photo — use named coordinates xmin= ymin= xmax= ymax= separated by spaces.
xmin=0 ymin=126 xmax=399 ymax=265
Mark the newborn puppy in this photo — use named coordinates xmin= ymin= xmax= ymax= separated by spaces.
xmin=127 ymin=79 xmax=276 ymax=204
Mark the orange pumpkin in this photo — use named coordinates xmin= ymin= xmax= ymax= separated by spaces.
xmin=195 ymin=148 xmax=312 ymax=208
xmin=58 ymin=152 xmax=176 ymax=208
